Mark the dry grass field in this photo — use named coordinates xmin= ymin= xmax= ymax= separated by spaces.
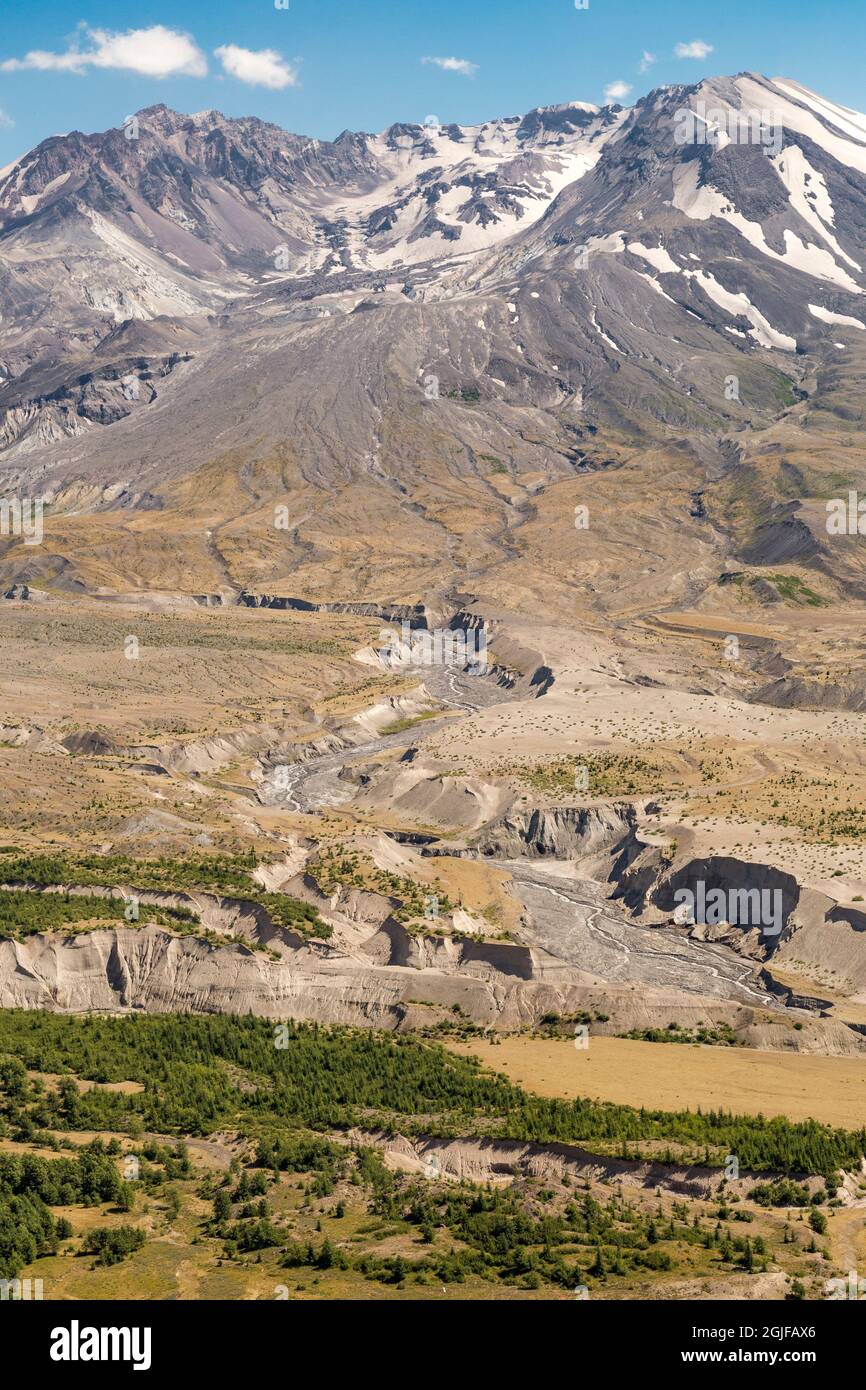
xmin=450 ymin=1035 xmax=866 ymax=1130
xmin=0 ymin=597 xmax=412 ymax=853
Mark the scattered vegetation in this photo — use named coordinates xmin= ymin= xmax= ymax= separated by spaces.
xmin=0 ymin=850 xmax=329 ymax=941
xmin=81 ymin=1225 xmax=147 ymax=1267
xmin=620 ymin=1022 xmax=743 ymax=1048
xmin=379 ymin=711 xmax=442 ymax=736
xmin=493 ymin=751 xmax=668 ymax=797
xmin=766 ymin=574 xmax=827 ymax=608
xmin=310 ymin=848 xmax=454 ymax=926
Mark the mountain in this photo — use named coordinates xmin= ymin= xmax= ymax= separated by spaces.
xmin=0 ymin=99 xmax=623 ymax=364
xmin=1 ymin=73 xmax=866 ymax=609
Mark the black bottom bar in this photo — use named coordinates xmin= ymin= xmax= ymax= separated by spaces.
xmin=3 ymin=1296 xmax=858 ymax=1377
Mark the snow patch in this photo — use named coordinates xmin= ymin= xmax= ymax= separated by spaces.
xmin=737 ymin=76 xmax=866 ymax=178
xmin=627 ymin=242 xmax=681 ymax=275
xmin=673 ymin=161 xmax=862 ymax=292
xmin=808 ymin=303 xmax=865 ymax=329
xmin=586 ymin=230 xmax=626 ymax=256
xmin=589 ymin=308 xmax=622 ymax=352
xmin=635 ymin=272 xmax=677 ymax=303
xmin=689 ymin=269 xmax=797 ymax=350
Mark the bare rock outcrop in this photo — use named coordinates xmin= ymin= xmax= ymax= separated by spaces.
xmin=347 ymin=1129 xmax=827 ymax=1200
xmin=478 ymin=804 xmax=636 ymax=858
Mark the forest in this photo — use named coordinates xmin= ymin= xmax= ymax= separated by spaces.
xmin=1 ymin=1011 xmax=862 ymax=1178
xmin=0 ymin=888 xmax=196 ymax=940
xmin=0 ymin=849 xmax=329 ymax=938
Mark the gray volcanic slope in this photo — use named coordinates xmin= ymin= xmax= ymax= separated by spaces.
xmin=2 ymin=73 xmax=866 ymax=605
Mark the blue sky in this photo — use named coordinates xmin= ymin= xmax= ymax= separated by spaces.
xmin=1 ymin=0 xmax=865 ymax=165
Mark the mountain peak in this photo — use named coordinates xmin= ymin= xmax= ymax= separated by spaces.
xmin=2 ymin=71 xmax=866 ymax=437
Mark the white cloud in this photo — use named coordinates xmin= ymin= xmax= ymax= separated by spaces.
xmin=0 ymin=48 xmax=85 ymax=73
xmin=604 ymin=80 xmax=632 ymax=103
xmin=215 ymin=44 xmax=298 ymax=90
xmin=0 ymin=25 xmax=208 ymax=78
xmin=0 ymin=109 xmax=14 ymax=130
xmin=639 ymin=51 xmax=656 ymax=74
xmin=88 ymin=26 xmax=207 ymax=77
xmin=422 ymin=56 xmax=478 ymax=77
xmin=674 ymin=40 xmax=714 ymax=60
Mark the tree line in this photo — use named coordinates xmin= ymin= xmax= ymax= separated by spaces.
xmin=1 ymin=1012 xmax=863 ymax=1178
